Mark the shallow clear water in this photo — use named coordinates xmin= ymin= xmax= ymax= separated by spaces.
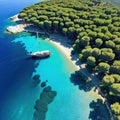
xmin=0 ymin=0 xmax=114 ymax=120
xmin=13 ymin=34 xmax=97 ymax=120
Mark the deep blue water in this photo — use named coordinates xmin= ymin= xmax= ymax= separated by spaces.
xmin=0 ymin=0 xmax=113 ymax=120
xmin=0 ymin=0 xmax=41 ymax=119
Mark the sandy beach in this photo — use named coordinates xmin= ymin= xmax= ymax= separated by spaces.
xmin=46 ymin=34 xmax=80 ymax=70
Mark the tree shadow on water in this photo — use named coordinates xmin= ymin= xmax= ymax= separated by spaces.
xmin=89 ymin=99 xmax=110 ymax=120
xmin=70 ymin=71 xmax=94 ymax=92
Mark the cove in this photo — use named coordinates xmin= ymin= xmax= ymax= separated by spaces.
xmin=11 ymin=33 xmax=98 ymax=120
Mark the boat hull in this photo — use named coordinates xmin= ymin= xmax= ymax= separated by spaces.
xmin=30 ymin=50 xmax=51 ymax=59
xmin=31 ymin=54 xmax=50 ymax=59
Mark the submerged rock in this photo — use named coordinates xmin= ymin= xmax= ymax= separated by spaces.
xmin=33 ymin=74 xmax=40 ymax=80
xmin=40 ymin=80 xmax=48 ymax=87
xmin=32 ymin=74 xmax=41 ymax=87
xmin=43 ymin=86 xmax=51 ymax=92
xmin=33 ymin=86 xmax=57 ymax=120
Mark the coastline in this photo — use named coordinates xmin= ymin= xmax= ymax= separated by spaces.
xmin=45 ymin=34 xmax=106 ymax=101
xmin=5 ymin=14 xmax=112 ymax=119
xmin=46 ymin=35 xmax=110 ymax=119
xmin=6 ymin=15 xmax=82 ymax=70
xmin=7 ymin=14 xmax=105 ymax=101
xmin=46 ymin=34 xmax=80 ymax=70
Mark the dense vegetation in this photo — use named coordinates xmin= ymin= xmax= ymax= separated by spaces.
xmin=18 ymin=0 xmax=120 ymax=119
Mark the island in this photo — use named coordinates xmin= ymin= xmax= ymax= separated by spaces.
xmin=7 ymin=0 xmax=120 ymax=119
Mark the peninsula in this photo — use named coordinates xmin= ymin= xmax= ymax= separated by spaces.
xmin=7 ymin=0 xmax=120 ymax=119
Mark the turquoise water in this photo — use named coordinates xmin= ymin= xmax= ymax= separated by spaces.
xmin=12 ymin=33 xmax=97 ymax=120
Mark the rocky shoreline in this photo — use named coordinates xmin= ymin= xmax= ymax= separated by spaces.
xmin=6 ymin=25 xmax=26 ymax=34
xmin=6 ymin=14 xmax=29 ymax=34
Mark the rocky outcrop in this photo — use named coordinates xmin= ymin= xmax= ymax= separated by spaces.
xmin=6 ymin=25 xmax=26 ymax=34
xmin=9 ymin=14 xmax=19 ymax=22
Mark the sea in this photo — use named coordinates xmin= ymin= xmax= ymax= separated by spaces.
xmin=0 ymin=0 xmax=117 ymax=120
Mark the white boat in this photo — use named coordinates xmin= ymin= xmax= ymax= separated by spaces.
xmin=30 ymin=50 xmax=51 ymax=58
xmin=29 ymin=32 xmax=51 ymax=59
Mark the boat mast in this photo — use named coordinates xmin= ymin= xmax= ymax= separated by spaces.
xmin=36 ymin=32 xmax=41 ymax=50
